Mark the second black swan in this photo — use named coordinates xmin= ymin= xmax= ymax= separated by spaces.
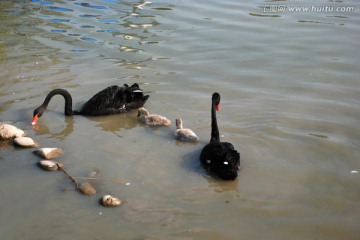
xmin=32 ymin=83 xmax=149 ymax=125
xmin=200 ymin=92 xmax=240 ymax=180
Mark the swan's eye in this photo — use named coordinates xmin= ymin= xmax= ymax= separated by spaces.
xmin=223 ymin=161 xmax=228 ymax=165
xmin=206 ymin=160 xmax=211 ymax=164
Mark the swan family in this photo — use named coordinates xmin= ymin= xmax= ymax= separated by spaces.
xmin=3 ymin=84 xmax=240 ymax=180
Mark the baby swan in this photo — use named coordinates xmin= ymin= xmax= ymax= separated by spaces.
xmin=137 ymin=107 xmax=171 ymax=126
xmin=174 ymin=118 xmax=199 ymax=142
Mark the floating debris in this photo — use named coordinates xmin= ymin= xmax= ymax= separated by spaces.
xmin=0 ymin=123 xmax=26 ymax=140
xmin=100 ymin=195 xmax=122 ymax=207
xmin=79 ymin=182 xmax=97 ymax=195
xmin=309 ymin=133 xmax=329 ymax=139
xmin=38 ymin=160 xmax=61 ymax=171
xmin=13 ymin=137 xmax=37 ymax=147
xmin=351 ymin=170 xmax=358 ymax=174
xmin=33 ymin=148 xmax=64 ymax=159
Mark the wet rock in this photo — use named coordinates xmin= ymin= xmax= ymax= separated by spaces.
xmin=38 ymin=160 xmax=59 ymax=171
xmin=13 ymin=137 xmax=37 ymax=147
xmin=79 ymin=182 xmax=96 ymax=195
xmin=100 ymin=195 xmax=122 ymax=207
xmin=33 ymin=148 xmax=64 ymax=159
xmin=88 ymin=168 xmax=100 ymax=177
xmin=0 ymin=123 xmax=26 ymax=140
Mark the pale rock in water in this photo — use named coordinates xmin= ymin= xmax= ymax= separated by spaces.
xmin=13 ymin=137 xmax=37 ymax=147
xmin=38 ymin=160 xmax=60 ymax=171
xmin=0 ymin=123 xmax=26 ymax=140
xmin=79 ymin=182 xmax=97 ymax=195
xmin=33 ymin=148 xmax=64 ymax=159
xmin=100 ymin=195 xmax=122 ymax=207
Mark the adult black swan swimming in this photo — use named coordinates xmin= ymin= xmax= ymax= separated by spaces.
xmin=200 ymin=92 xmax=240 ymax=180
xmin=32 ymin=83 xmax=149 ymax=125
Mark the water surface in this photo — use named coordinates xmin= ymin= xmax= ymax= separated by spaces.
xmin=1 ymin=0 xmax=360 ymax=239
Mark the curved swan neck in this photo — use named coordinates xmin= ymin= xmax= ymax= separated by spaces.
xmin=42 ymin=89 xmax=74 ymax=116
xmin=210 ymin=99 xmax=220 ymax=142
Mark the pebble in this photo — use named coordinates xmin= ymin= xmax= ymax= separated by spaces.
xmin=100 ymin=195 xmax=122 ymax=207
xmin=38 ymin=160 xmax=59 ymax=171
xmin=0 ymin=123 xmax=26 ymax=140
xmin=89 ymin=169 xmax=100 ymax=177
xmin=13 ymin=137 xmax=37 ymax=147
xmin=79 ymin=182 xmax=97 ymax=195
xmin=33 ymin=148 xmax=64 ymax=159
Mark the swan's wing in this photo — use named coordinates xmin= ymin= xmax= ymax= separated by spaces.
xmin=79 ymin=86 xmax=121 ymax=115
xmin=79 ymin=84 xmax=149 ymax=115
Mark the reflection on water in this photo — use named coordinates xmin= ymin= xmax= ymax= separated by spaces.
xmin=33 ymin=116 xmax=75 ymax=139
xmin=1 ymin=0 xmax=360 ymax=239
xmin=88 ymin=112 xmax=139 ymax=133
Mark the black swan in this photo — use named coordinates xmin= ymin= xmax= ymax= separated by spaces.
xmin=32 ymin=83 xmax=149 ymax=125
xmin=200 ymin=92 xmax=240 ymax=180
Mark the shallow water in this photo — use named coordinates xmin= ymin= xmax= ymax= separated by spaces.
xmin=1 ymin=0 xmax=360 ymax=239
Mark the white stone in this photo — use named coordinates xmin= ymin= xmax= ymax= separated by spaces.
xmin=0 ymin=123 xmax=25 ymax=140
xmin=39 ymin=160 xmax=58 ymax=171
xmin=100 ymin=195 xmax=122 ymax=207
xmin=33 ymin=148 xmax=64 ymax=159
xmin=13 ymin=137 xmax=37 ymax=147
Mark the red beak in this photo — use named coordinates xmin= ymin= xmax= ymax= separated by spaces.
xmin=216 ymin=104 xmax=220 ymax=111
xmin=31 ymin=114 xmax=39 ymax=126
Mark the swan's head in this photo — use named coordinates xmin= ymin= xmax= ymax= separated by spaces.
xmin=212 ymin=92 xmax=221 ymax=111
xmin=32 ymin=106 xmax=46 ymax=125
xmin=137 ymin=107 xmax=149 ymax=117
xmin=175 ymin=118 xmax=183 ymax=129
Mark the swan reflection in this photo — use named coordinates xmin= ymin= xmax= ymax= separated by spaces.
xmin=88 ymin=112 xmax=139 ymax=133
xmin=33 ymin=116 xmax=74 ymax=140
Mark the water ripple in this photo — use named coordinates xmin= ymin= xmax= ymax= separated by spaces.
xmin=30 ymin=0 xmax=54 ymax=5
xmin=48 ymin=6 xmax=73 ymax=12
xmin=74 ymin=2 xmax=108 ymax=10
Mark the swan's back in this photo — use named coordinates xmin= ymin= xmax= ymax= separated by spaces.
xmin=79 ymin=83 xmax=149 ymax=115
xmin=200 ymin=141 xmax=240 ymax=180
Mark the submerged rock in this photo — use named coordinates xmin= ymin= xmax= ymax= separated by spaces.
xmin=0 ymin=123 xmax=26 ymax=140
xmin=33 ymin=148 xmax=64 ymax=159
xmin=13 ymin=137 xmax=37 ymax=147
xmin=38 ymin=160 xmax=62 ymax=171
xmin=79 ymin=182 xmax=96 ymax=195
xmin=100 ymin=195 xmax=122 ymax=207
